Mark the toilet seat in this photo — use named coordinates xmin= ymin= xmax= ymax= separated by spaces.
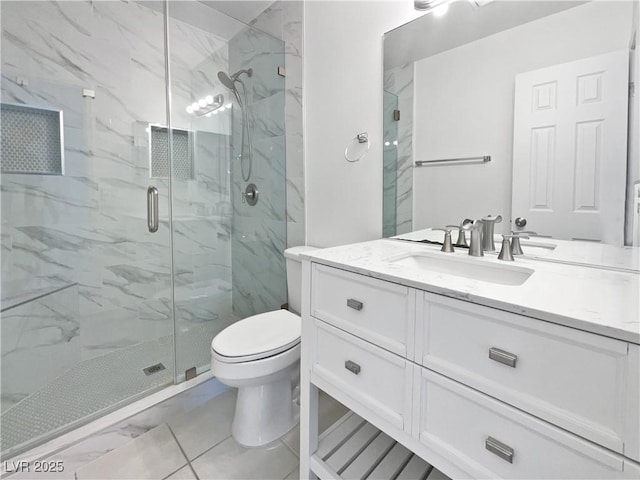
xmin=211 ymin=309 xmax=301 ymax=363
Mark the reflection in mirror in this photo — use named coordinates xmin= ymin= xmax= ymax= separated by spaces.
xmin=383 ymin=1 xmax=639 ymax=247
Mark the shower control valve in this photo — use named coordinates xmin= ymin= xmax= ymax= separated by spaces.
xmin=242 ymin=183 xmax=259 ymax=206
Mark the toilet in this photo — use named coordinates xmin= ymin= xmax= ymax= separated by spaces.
xmin=210 ymin=246 xmax=317 ymax=447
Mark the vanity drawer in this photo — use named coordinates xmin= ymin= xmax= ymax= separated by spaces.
xmin=415 ymin=368 xmax=636 ymax=479
xmin=416 ymin=292 xmax=637 ymax=457
xmin=311 ymin=264 xmax=414 ymax=357
xmin=311 ymin=320 xmax=413 ymax=431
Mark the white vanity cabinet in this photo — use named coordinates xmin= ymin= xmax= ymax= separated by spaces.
xmin=416 ymin=292 xmax=638 ymax=458
xmin=415 ymin=369 xmax=636 ymax=479
xmin=310 ymin=264 xmax=415 ymax=432
xmin=311 ymin=320 xmax=414 ymax=432
xmin=301 ymin=262 xmax=640 ymax=480
xmin=311 ymin=264 xmax=416 ymax=358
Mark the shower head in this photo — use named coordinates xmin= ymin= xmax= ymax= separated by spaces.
xmin=217 ymin=71 xmax=236 ymax=90
xmin=217 ymin=68 xmax=253 ymax=90
xmin=218 ymin=68 xmax=252 ymax=107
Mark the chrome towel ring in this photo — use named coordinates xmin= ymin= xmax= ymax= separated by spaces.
xmin=344 ymin=132 xmax=370 ymax=163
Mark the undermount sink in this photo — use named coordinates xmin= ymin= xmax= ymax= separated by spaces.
xmin=386 ymin=251 xmax=534 ymax=286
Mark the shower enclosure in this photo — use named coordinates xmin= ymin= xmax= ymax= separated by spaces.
xmin=0 ymin=0 xmax=288 ymax=459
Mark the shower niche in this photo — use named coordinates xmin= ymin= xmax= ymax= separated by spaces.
xmin=0 ymin=103 xmax=65 ymax=175
xmin=149 ymin=125 xmax=195 ymax=180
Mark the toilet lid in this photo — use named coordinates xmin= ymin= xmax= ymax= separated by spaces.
xmin=212 ymin=309 xmax=301 ymax=359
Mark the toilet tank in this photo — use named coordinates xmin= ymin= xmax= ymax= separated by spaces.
xmin=284 ymin=246 xmax=319 ymax=315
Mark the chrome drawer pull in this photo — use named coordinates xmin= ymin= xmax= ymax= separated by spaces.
xmin=345 ymin=360 xmax=361 ymax=375
xmin=489 ymin=347 xmax=517 ymax=368
xmin=347 ymin=298 xmax=363 ymax=311
xmin=485 ymin=436 xmax=514 ymax=463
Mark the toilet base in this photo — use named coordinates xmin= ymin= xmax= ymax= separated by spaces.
xmin=232 ymin=377 xmax=299 ymax=447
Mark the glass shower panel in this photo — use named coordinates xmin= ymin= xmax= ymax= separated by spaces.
xmin=167 ymin=3 xmax=287 ymax=378
xmin=0 ymin=0 xmax=174 ymax=458
xmin=383 ymin=63 xmax=414 ymax=237
xmin=383 ymin=90 xmax=399 ymax=238
xmin=167 ymin=2 xmax=237 ymax=378
xmin=228 ymin=26 xmax=287 ymax=320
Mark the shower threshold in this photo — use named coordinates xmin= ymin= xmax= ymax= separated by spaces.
xmin=0 ymin=325 xmax=216 ymax=462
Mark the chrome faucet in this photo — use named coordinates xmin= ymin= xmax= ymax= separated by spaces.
xmin=481 ymin=215 xmax=502 ymax=252
xmin=463 ymin=219 xmax=484 ymax=257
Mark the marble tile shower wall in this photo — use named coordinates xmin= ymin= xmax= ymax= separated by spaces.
xmin=251 ymin=1 xmax=305 ymax=249
xmin=0 ymin=1 xmax=232 ymax=410
xmin=228 ymin=1 xmax=304 ymax=318
xmin=384 ymin=63 xmax=414 ymax=235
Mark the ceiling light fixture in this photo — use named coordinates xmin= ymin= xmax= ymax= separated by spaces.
xmin=414 ymin=0 xmax=449 ymax=12
xmin=432 ymin=2 xmax=449 ymax=16
xmin=186 ymin=94 xmax=226 ymax=117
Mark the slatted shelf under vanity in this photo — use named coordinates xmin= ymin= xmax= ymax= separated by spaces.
xmin=310 ymin=412 xmax=451 ymax=480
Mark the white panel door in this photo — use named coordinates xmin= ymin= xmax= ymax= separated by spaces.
xmin=512 ymin=50 xmax=629 ymax=244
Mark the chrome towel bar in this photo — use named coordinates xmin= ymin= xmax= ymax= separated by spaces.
xmin=415 ymin=155 xmax=491 ymax=166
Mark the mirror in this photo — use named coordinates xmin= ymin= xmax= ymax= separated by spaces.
xmin=383 ymin=1 xmax=639 ymax=248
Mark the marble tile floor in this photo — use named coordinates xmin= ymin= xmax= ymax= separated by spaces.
xmin=1 ymin=323 xmax=226 ymax=456
xmin=4 ymin=378 xmax=349 ymax=480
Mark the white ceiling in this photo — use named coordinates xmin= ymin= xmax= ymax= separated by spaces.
xmin=147 ymin=1 xmax=274 ymax=40
xmin=384 ymin=1 xmax=587 ymax=69
xmin=199 ymin=1 xmax=275 ymax=25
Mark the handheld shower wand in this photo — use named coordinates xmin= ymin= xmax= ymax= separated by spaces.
xmin=217 ymin=68 xmax=253 ymax=181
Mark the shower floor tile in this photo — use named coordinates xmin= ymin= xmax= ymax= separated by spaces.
xmin=1 ymin=323 xmax=226 ymax=456
xmin=4 ymin=377 xmax=348 ymax=480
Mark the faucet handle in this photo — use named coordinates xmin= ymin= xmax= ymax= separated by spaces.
xmin=433 ymin=227 xmax=455 ymax=253
xmin=484 ymin=214 xmax=503 ymax=223
xmin=462 ymin=219 xmax=483 ymax=231
xmin=498 ymin=235 xmax=517 ymax=261
xmin=509 ymin=232 xmax=532 ymax=255
xmin=447 ymin=224 xmax=468 ymax=247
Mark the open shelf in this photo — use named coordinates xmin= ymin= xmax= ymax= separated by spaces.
xmin=311 ymin=412 xmax=450 ymax=480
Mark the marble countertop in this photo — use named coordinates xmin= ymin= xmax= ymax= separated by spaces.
xmin=394 ymin=229 xmax=640 ymax=272
xmin=302 ymin=238 xmax=640 ymax=344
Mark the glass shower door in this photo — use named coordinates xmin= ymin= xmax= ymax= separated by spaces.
xmin=0 ymin=0 xmax=175 ymax=458
xmin=166 ymin=2 xmax=288 ymax=379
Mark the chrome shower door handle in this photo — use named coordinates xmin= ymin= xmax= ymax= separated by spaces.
xmin=147 ymin=186 xmax=159 ymax=233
